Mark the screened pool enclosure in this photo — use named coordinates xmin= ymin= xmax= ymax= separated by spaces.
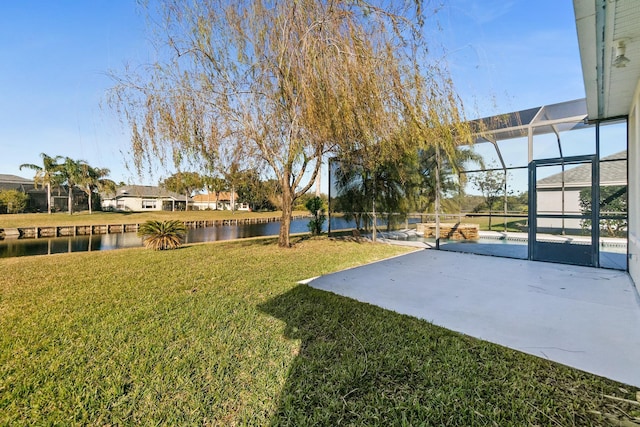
xmin=328 ymin=98 xmax=629 ymax=271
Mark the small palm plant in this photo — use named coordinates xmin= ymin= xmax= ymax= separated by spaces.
xmin=305 ymin=196 xmax=326 ymax=236
xmin=137 ymin=220 xmax=187 ymax=250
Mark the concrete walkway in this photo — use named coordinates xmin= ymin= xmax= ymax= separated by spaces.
xmin=308 ymin=249 xmax=640 ymax=387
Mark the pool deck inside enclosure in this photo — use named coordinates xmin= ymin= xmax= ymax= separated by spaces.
xmin=378 ymin=230 xmax=628 ymax=271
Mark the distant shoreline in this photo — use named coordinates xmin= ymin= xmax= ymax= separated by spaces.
xmin=0 ymin=210 xmax=309 ymax=230
xmin=0 ymin=214 xmax=311 ymax=240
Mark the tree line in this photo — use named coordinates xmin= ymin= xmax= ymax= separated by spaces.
xmin=160 ymin=169 xmax=281 ymax=212
xmin=9 ymin=153 xmax=287 ymax=215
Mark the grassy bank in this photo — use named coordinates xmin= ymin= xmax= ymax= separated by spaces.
xmin=459 ymin=215 xmax=528 ymax=232
xmin=0 ymin=210 xmax=308 ymax=228
xmin=1 ymin=238 xmax=638 ymax=425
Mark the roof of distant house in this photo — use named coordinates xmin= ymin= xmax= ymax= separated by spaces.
xmin=192 ymin=192 xmax=239 ymax=203
xmin=0 ymin=174 xmax=32 ymax=184
xmin=537 ymin=151 xmax=627 ymax=188
xmin=0 ymin=174 xmax=35 ymax=192
xmin=102 ymin=185 xmax=189 ymax=201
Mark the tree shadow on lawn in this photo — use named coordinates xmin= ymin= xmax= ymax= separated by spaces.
xmin=259 ymin=285 xmax=637 ymax=426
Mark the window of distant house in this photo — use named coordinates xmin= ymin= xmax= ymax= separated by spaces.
xmin=116 ymin=199 xmax=125 ymax=209
xmin=142 ymin=199 xmax=157 ymax=209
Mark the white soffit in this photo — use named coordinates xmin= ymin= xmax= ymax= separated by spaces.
xmin=574 ymin=0 xmax=640 ymax=120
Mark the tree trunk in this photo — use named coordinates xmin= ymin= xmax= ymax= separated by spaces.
xmin=68 ymin=187 xmax=73 ymax=215
xmin=278 ymin=181 xmax=293 ymax=247
xmin=231 ymin=185 xmax=235 ymax=214
xmin=46 ymin=183 xmax=51 ymax=214
xmin=88 ymin=189 xmax=93 ymax=214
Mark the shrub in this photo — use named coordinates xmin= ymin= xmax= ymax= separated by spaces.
xmin=0 ymin=190 xmax=29 ymax=214
xmin=579 ymin=186 xmax=627 ymax=237
xmin=137 ymin=220 xmax=187 ymax=250
xmin=305 ymin=196 xmax=326 ymax=236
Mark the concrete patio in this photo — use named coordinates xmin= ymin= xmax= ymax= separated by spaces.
xmin=308 ymin=248 xmax=640 ymax=387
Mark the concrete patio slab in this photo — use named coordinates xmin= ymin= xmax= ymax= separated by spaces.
xmin=309 ymin=249 xmax=640 ymax=387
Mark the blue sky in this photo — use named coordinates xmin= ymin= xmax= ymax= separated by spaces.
xmin=437 ymin=0 xmax=584 ymax=114
xmin=0 ymin=0 xmax=586 ymax=187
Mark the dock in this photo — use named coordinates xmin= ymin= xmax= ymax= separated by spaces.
xmin=0 ymin=215 xmax=309 ymax=240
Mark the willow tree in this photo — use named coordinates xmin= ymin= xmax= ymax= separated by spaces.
xmin=111 ymin=0 xmax=469 ymax=246
xmin=332 ymin=67 xmax=475 ymax=236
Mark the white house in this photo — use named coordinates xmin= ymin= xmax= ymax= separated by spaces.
xmin=191 ymin=192 xmax=250 ymax=211
xmin=101 ymin=185 xmax=190 ymax=212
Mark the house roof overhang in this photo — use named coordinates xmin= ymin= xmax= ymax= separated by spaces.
xmin=574 ymin=0 xmax=640 ymax=120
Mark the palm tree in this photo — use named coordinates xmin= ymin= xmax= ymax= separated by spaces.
xmin=19 ymin=153 xmax=63 ymax=214
xmin=332 ymin=146 xmax=483 ymax=231
xmin=411 ymin=146 xmax=484 ymax=213
xmin=94 ymin=176 xmax=117 ymax=212
xmin=59 ymin=157 xmax=85 ymax=215
xmin=78 ymin=163 xmax=115 ymax=214
xmin=137 ymin=220 xmax=187 ymax=250
xmin=332 ymin=160 xmax=371 ymax=231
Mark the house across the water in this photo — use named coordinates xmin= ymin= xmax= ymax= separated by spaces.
xmin=0 ymin=174 xmax=88 ymax=212
xmin=191 ymin=192 xmax=250 ymax=211
xmin=101 ymin=185 xmax=190 ymax=212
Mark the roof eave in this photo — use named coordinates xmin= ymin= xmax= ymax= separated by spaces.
xmin=573 ymin=0 xmax=601 ymax=120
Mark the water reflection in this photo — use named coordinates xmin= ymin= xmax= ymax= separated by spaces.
xmin=1 ymin=218 xmax=339 ymax=258
xmin=0 ymin=233 xmax=144 ymax=258
xmin=0 ymin=217 xmax=418 ymax=258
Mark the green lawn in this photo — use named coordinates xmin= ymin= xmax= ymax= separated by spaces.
xmin=0 ymin=210 xmax=308 ymax=228
xmin=460 ymin=215 xmax=529 ymax=232
xmin=1 ymin=238 xmax=638 ymax=425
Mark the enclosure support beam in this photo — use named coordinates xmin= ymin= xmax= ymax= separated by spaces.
xmin=551 ymin=124 xmax=567 ymax=234
xmin=435 ymin=144 xmax=441 ymax=249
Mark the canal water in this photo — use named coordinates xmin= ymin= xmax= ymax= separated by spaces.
xmin=0 ymin=217 xmax=380 ymax=258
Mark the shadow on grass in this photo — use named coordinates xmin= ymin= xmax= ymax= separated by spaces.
xmin=259 ymin=285 xmax=635 ymax=426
